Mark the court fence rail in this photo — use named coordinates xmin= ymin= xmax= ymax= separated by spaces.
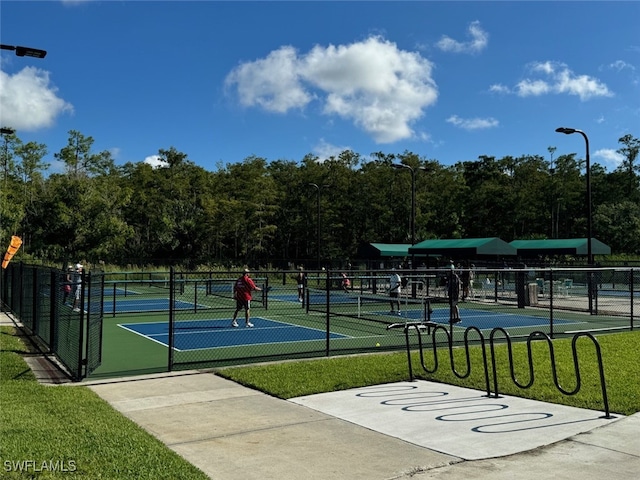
xmin=0 ymin=264 xmax=637 ymax=381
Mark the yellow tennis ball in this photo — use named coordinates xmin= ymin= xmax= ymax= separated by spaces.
xmin=376 ymin=343 xmax=381 ymax=347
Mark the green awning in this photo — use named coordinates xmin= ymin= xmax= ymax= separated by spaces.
xmin=358 ymin=243 xmax=411 ymax=258
xmin=510 ymin=238 xmax=611 ymax=256
xmin=408 ymin=238 xmax=516 ymax=256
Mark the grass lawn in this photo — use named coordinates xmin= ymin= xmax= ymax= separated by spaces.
xmin=0 ymin=326 xmax=209 ymax=480
xmin=218 ymin=330 xmax=640 ymax=416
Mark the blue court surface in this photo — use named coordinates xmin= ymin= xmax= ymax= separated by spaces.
xmin=102 ymin=298 xmax=199 ymax=313
xmin=119 ymin=317 xmax=348 ymax=350
xmin=392 ymin=307 xmax=578 ymax=330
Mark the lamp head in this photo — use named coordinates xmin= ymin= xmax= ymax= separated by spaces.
xmin=556 ymin=127 xmax=577 ymax=135
xmin=15 ymin=46 xmax=47 ymax=58
xmin=392 ymin=163 xmax=412 ymax=171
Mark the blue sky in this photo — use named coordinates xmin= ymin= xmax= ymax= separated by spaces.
xmin=1 ymin=1 xmax=639 ymax=173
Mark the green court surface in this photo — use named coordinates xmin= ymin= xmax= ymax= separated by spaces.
xmin=89 ymin=283 xmax=632 ymax=379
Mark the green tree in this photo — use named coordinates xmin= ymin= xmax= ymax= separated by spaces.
xmin=615 ymin=134 xmax=640 ymax=201
xmin=594 ymin=201 xmax=640 ymax=254
xmin=13 ymin=139 xmax=49 ymax=251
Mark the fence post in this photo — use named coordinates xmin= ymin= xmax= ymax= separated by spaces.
xmin=50 ymin=270 xmax=57 ymax=351
xmin=168 ymin=266 xmax=174 ymax=371
xmin=549 ymin=268 xmax=554 ymax=339
xmin=631 ymin=268 xmax=635 ymax=330
xmin=325 ymin=269 xmax=331 ymax=357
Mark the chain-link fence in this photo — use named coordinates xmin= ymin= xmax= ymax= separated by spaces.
xmin=1 ymin=262 xmax=104 ymax=381
xmin=2 ymin=264 xmax=636 ymax=380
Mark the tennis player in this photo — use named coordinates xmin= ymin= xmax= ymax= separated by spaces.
xmin=388 ymin=268 xmax=402 ymax=316
xmin=341 ymin=273 xmax=351 ymax=292
xmin=72 ymin=263 xmax=83 ymax=312
xmin=296 ymin=266 xmax=306 ymax=302
xmin=448 ymin=271 xmax=462 ymax=324
xmin=231 ymin=268 xmax=262 ymax=328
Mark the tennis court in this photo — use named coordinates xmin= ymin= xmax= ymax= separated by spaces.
xmin=85 ymin=268 xmax=635 ymax=379
xmin=119 ymin=317 xmax=348 ymax=350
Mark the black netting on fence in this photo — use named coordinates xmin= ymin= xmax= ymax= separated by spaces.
xmin=2 ymin=263 xmax=104 ymax=381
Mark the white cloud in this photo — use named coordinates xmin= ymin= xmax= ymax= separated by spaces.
xmin=446 ymin=115 xmax=499 ymax=131
xmin=436 ymin=21 xmax=488 ymax=54
xmin=313 ymin=139 xmax=351 ymax=162
xmin=225 ymin=46 xmax=312 ymax=113
xmin=515 ymin=61 xmax=612 ymax=101
xmin=594 ymin=148 xmax=624 ymax=169
xmin=0 ymin=67 xmax=73 ymax=131
xmin=516 ymin=79 xmax=551 ymax=97
xmin=607 ymin=60 xmax=635 ymax=72
xmin=489 ymin=84 xmax=511 ymax=94
xmin=225 ymin=36 xmax=438 ymax=143
xmin=144 ymin=155 xmax=168 ymax=169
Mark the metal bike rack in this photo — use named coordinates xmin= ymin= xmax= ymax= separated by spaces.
xmin=388 ymin=322 xmax=613 ymax=418
xmin=489 ymin=328 xmax=612 ymax=418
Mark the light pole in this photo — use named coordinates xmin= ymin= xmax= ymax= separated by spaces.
xmin=0 ymin=128 xmax=14 ymax=312
xmin=392 ymin=164 xmax=416 ymax=247
xmin=393 ymin=164 xmax=428 ymax=298
xmin=308 ymin=183 xmax=330 ymax=269
xmin=0 ymin=44 xmax=45 ymax=310
xmin=1 ymin=128 xmax=13 ymax=192
xmin=556 ymin=127 xmax=593 ymax=313
xmin=0 ymin=44 xmax=47 ymax=58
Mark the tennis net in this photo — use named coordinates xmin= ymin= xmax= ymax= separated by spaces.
xmin=305 ymin=287 xmax=432 ymax=325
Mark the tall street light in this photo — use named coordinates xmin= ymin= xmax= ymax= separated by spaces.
xmin=1 ymin=127 xmax=14 ymax=178
xmin=393 ymin=163 xmax=427 ymax=298
xmin=0 ymin=44 xmax=45 ymax=310
xmin=308 ymin=183 xmax=330 ymax=269
xmin=1 ymin=44 xmax=47 ymax=58
xmin=0 ymin=128 xmax=14 ymax=312
xmin=392 ymin=164 xmax=416 ymax=247
xmin=556 ymin=127 xmax=593 ymax=313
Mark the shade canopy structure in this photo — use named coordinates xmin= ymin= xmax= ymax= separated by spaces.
xmin=510 ymin=238 xmax=611 ymax=257
xmin=357 ymin=243 xmax=411 ymax=259
xmin=408 ymin=237 xmax=517 ymax=257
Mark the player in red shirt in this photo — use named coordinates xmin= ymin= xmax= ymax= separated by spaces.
xmin=341 ymin=272 xmax=351 ymax=292
xmin=231 ymin=268 xmax=262 ymax=327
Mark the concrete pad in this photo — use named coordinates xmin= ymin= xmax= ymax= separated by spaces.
xmin=89 ymin=372 xmax=456 ymax=480
xmin=86 ymin=371 xmax=259 ymax=410
xmin=170 ymin=418 xmax=457 ymax=480
xmin=570 ymin=412 xmax=640 ymax=456
xmin=413 ymin=438 xmax=640 ymax=480
xmin=291 ymin=380 xmax=619 ymax=460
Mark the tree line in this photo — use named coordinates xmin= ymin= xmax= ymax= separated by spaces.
xmin=1 ymin=129 xmax=638 ymax=269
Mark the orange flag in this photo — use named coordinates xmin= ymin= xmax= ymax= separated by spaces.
xmin=2 ymin=236 xmax=22 ymax=269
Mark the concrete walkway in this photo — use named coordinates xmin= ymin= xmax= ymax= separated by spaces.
xmin=3 ymin=312 xmax=640 ymax=479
